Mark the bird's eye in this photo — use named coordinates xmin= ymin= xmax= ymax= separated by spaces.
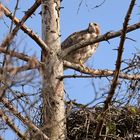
xmin=94 ymin=23 xmax=97 ymax=26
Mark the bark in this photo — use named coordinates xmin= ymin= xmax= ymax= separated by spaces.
xmin=41 ymin=0 xmax=65 ymax=140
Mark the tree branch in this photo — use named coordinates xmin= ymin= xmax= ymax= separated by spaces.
xmin=0 ymin=109 xmax=28 ymax=140
xmin=1 ymin=97 xmax=49 ymax=140
xmin=0 ymin=0 xmax=41 ymax=48
xmin=0 ymin=63 xmax=41 ymax=75
xmin=94 ymin=0 xmax=136 ymax=139
xmin=0 ymin=47 xmax=32 ymax=62
xmin=0 ymin=47 xmax=41 ymax=75
xmin=9 ymin=0 xmax=20 ymax=32
xmin=62 ymin=22 xmax=140 ymax=57
xmin=63 ymin=60 xmax=140 ymax=80
xmin=1 ymin=2 xmax=49 ymax=52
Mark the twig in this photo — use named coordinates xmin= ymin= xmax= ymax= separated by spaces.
xmin=0 ymin=62 xmax=41 ymax=75
xmin=92 ymin=0 xmax=106 ymax=9
xmin=9 ymin=0 xmax=20 ymax=32
xmin=1 ymin=0 xmax=20 ymax=75
xmin=77 ymin=0 xmax=84 ymax=14
xmin=0 ymin=47 xmax=33 ymax=62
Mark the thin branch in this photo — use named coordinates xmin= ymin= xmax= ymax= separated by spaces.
xmin=63 ymin=60 xmax=140 ymax=80
xmin=61 ymin=22 xmax=140 ymax=58
xmin=0 ymin=109 xmax=28 ymax=140
xmin=0 ymin=47 xmax=42 ymax=74
xmin=1 ymin=2 xmax=49 ymax=52
xmin=77 ymin=0 xmax=84 ymax=14
xmin=0 ymin=62 xmax=41 ymax=75
xmin=58 ymin=73 xmax=140 ymax=80
xmin=1 ymin=0 xmax=20 ymax=73
xmin=92 ymin=0 xmax=106 ymax=9
xmin=0 ymin=0 xmax=41 ymax=48
xmin=94 ymin=0 xmax=136 ymax=139
xmin=1 ymin=0 xmax=20 ymax=80
xmin=0 ymin=47 xmax=32 ymax=62
xmin=1 ymin=97 xmax=49 ymax=140
xmin=58 ymin=75 xmax=98 ymax=79
xmin=9 ymin=0 xmax=20 ymax=32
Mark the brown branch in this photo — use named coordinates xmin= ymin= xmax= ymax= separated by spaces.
xmin=0 ymin=46 xmax=42 ymax=73
xmin=0 ymin=47 xmax=32 ymax=62
xmin=62 ymin=22 xmax=140 ymax=58
xmin=0 ymin=109 xmax=28 ymax=140
xmin=0 ymin=0 xmax=41 ymax=48
xmin=63 ymin=60 xmax=140 ymax=80
xmin=0 ymin=63 xmax=40 ymax=75
xmin=2 ymin=0 xmax=20 ymax=71
xmin=94 ymin=0 xmax=136 ymax=139
xmin=1 ymin=2 xmax=49 ymax=52
xmin=1 ymin=97 xmax=49 ymax=140
xmin=0 ymin=47 xmax=42 ymax=74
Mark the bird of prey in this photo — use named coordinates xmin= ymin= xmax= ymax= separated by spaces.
xmin=61 ymin=23 xmax=100 ymax=66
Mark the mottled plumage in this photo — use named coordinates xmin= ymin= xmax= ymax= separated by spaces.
xmin=61 ymin=23 xmax=100 ymax=65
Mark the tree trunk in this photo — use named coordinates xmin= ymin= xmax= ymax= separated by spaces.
xmin=41 ymin=0 xmax=65 ymax=140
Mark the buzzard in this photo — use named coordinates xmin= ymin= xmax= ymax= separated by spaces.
xmin=61 ymin=23 xmax=100 ymax=66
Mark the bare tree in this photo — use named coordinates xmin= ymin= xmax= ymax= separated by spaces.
xmin=0 ymin=0 xmax=140 ymax=140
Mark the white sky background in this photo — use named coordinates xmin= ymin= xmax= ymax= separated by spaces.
xmin=0 ymin=0 xmax=140 ymax=139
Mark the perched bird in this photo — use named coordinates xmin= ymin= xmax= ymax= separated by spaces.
xmin=61 ymin=23 xmax=100 ymax=66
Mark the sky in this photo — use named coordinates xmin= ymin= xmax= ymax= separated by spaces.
xmin=0 ymin=0 xmax=140 ymax=139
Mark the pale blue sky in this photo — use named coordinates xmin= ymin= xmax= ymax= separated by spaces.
xmin=0 ymin=0 xmax=140 ymax=139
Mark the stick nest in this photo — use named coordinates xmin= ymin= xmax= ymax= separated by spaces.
xmin=66 ymin=104 xmax=140 ymax=140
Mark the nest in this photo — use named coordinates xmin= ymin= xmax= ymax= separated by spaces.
xmin=66 ymin=105 xmax=140 ymax=140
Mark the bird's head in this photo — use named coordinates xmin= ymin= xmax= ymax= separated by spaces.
xmin=88 ymin=22 xmax=100 ymax=35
